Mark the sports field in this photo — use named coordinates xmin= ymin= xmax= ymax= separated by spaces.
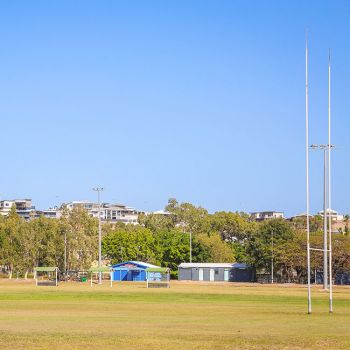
xmin=0 ymin=280 xmax=349 ymax=350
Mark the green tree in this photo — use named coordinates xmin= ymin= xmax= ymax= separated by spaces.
xmin=246 ymin=219 xmax=294 ymax=272
xmin=291 ymin=215 xmax=323 ymax=233
xmin=165 ymin=198 xmax=211 ymax=234
xmin=210 ymin=211 xmax=256 ymax=242
xmin=197 ymin=232 xmax=234 ymax=262
xmin=60 ymin=206 xmax=98 ymax=271
xmin=138 ymin=212 xmax=175 ymax=231
xmin=102 ymin=226 xmax=156 ymax=265
xmin=154 ymin=229 xmax=191 ymax=277
xmin=0 ymin=206 xmax=22 ymax=278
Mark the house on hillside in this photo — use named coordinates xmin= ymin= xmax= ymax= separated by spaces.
xmin=250 ymin=211 xmax=284 ymax=221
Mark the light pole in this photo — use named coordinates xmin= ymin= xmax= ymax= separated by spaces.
xmin=271 ymin=230 xmax=274 ymax=284
xmin=93 ymin=187 xmax=104 ymax=284
xmin=64 ymin=231 xmax=67 ymax=280
xmin=189 ymin=231 xmax=192 ymax=263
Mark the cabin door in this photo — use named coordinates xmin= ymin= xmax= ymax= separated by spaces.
xmin=224 ymin=269 xmax=229 ymax=282
xmin=209 ymin=269 xmax=215 ymax=281
xmin=198 ymin=268 xmax=204 ymax=281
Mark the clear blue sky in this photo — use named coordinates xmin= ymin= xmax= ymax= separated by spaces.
xmin=0 ymin=1 xmax=349 ymax=216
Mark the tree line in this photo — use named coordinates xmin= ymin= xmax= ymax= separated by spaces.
xmin=0 ymin=199 xmax=349 ymax=281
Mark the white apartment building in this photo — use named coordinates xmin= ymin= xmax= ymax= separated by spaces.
xmin=63 ymin=201 xmax=140 ymax=224
xmin=250 ymin=211 xmax=285 ymax=221
xmin=0 ymin=199 xmax=63 ymax=220
xmin=0 ymin=199 xmax=35 ymax=219
xmin=39 ymin=208 xmax=62 ymax=219
xmin=317 ymin=208 xmax=344 ymax=222
xmin=151 ymin=210 xmax=171 ymax=216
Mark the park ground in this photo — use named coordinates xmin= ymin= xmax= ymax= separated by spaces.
xmin=0 ymin=280 xmax=349 ymax=350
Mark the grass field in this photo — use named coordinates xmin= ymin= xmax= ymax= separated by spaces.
xmin=0 ymin=280 xmax=349 ymax=349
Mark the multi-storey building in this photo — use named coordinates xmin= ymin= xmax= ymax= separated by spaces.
xmin=102 ymin=203 xmax=140 ymax=224
xmin=0 ymin=199 xmax=35 ymax=219
xmin=63 ymin=201 xmax=140 ymax=224
xmin=250 ymin=211 xmax=284 ymax=221
xmin=0 ymin=199 xmax=61 ymax=220
xmin=317 ymin=208 xmax=344 ymax=222
xmin=38 ymin=208 xmax=62 ymax=219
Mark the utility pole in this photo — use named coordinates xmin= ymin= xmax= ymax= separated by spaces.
xmin=64 ymin=231 xmax=67 ymax=280
xmin=271 ymin=230 xmax=274 ymax=284
xmin=189 ymin=231 xmax=192 ymax=263
xmin=93 ymin=187 xmax=104 ymax=284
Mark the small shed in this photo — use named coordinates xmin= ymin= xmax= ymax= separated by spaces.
xmin=178 ymin=263 xmax=254 ymax=282
xmin=112 ymin=261 xmax=160 ymax=282
xmin=34 ymin=267 xmax=59 ymax=286
xmin=146 ymin=267 xmax=170 ymax=288
xmin=88 ymin=266 xmax=113 ymax=287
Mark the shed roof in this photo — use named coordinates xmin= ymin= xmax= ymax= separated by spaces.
xmin=146 ymin=267 xmax=170 ymax=273
xmin=88 ymin=267 xmax=112 ymax=273
xmin=178 ymin=263 xmax=251 ymax=269
xmin=112 ymin=261 xmax=159 ymax=269
xmin=34 ymin=267 xmax=58 ymax=272
xmin=232 ymin=263 xmax=251 ymax=269
xmin=178 ymin=263 xmax=234 ymax=268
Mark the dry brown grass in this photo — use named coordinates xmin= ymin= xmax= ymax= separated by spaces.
xmin=0 ymin=279 xmax=349 ymax=349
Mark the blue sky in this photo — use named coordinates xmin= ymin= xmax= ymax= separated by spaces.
xmin=0 ymin=1 xmax=349 ymax=216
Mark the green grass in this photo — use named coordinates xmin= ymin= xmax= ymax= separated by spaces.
xmin=0 ymin=280 xmax=349 ymax=349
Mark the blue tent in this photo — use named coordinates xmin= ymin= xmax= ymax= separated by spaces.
xmin=111 ymin=261 xmax=160 ymax=282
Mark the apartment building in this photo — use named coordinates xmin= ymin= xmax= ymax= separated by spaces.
xmin=102 ymin=203 xmax=140 ymax=224
xmin=0 ymin=199 xmax=63 ymax=220
xmin=317 ymin=208 xmax=344 ymax=222
xmin=0 ymin=199 xmax=35 ymax=219
xmin=63 ymin=201 xmax=140 ymax=224
xmin=250 ymin=211 xmax=285 ymax=221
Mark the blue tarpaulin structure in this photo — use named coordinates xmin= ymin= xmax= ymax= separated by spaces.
xmin=111 ymin=261 xmax=160 ymax=282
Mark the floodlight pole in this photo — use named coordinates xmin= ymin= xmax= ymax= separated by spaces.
xmin=93 ymin=187 xmax=104 ymax=284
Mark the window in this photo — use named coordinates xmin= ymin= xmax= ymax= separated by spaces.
xmin=215 ymin=269 xmax=219 ymax=275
